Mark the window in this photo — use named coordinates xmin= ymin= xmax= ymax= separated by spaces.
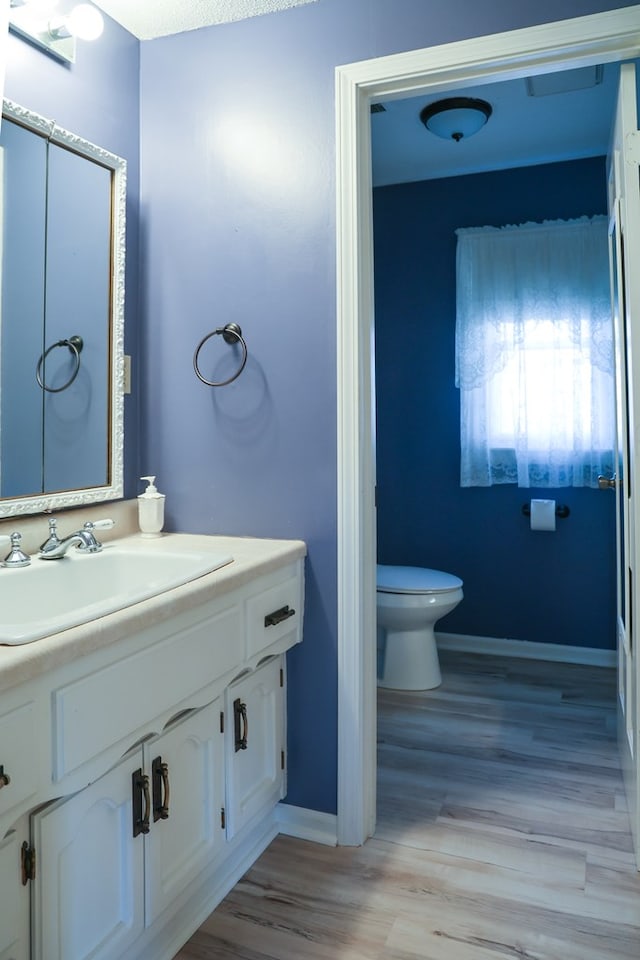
xmin=455 ymin=216 xmax=614 ymax=488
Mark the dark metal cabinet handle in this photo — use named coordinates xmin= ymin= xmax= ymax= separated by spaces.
xmin=152 ymin=756 xmax=170 ymax=822
xmin=141 ymin=775 xmax=151 ymax=833
xmin=264 ymin=605 xmax=295 ymax=628
xmin=0 ymin=765 xmax=10 ymax=789
xmin=21 ymin=841 xmax=35 ymax=886
xmin=132 ymin=769 xmax=151 ymax=837
xmin=234 ymin=698 xmax=248 ymax=751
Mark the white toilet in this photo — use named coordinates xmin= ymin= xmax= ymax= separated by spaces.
xmin=376 ymin=564 xmax=463 ymax=691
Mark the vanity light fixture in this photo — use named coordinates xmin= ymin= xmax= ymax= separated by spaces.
xmin=419 ymin=97 xmax=492 ymax=142
xmin=9 ymin=0 xmax=104 ymax=64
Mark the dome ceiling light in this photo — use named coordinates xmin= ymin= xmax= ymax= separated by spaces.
xmin=420 ymin=97 xmax=492 ymax=142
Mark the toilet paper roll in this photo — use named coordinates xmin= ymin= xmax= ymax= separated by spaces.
xmin=530 ymin=498 xmax=556 ymax=532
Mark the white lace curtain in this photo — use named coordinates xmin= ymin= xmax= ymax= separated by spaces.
xmin=455 ymin=216 xmax=614 ymax=488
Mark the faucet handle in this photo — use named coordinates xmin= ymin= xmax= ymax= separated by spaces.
xmin=76 ymin=518 xmax=115 ymax=553
xmin=40 ymin=517 xmax=61 ymax=552
xmin=83 ymin=519 xmax=115 ymax=532
xmin=1 ymin=532 xmax=30 ymax=568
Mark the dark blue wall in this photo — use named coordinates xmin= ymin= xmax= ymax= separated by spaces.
xmin=374 ymin=158 xmax=616 ymax=650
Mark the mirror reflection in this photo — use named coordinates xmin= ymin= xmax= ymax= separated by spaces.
xmin=0 ymin=100 xmax=126 ymax=517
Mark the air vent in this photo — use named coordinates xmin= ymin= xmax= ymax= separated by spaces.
xmin=370 ymin=103 xmax=386 ymax=114
xmin=526 ymin=65 xmax=603 ymax=97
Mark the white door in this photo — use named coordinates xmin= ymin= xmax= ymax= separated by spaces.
xmin=607 ymin=61 xmax=640 ymax=865
xmin=31 ymin=753 xmax=145 ymax=960
xmin=143 ymin=700 xmax=225 ymax=926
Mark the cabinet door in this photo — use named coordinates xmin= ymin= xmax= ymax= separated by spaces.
xmin=0 ymin=702 xmax=38 ymax=832
xmin=31 ymin=753 xmax=145 ymax=960
xmin=225 ymin=657 xmax=285 ymax=840
xmin=143 ymin=699 xmax=225 ymax=925
xmin=0 ymin=817 xmax=30 ymax=960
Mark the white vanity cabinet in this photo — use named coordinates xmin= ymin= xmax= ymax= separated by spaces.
xmin=31 ymin=749 xmax=146 ymax=960
xmin=31 ymin=699 xmax=225 ymax=960
xmin=0 ymin=815 xmax=30 ymax=960
xmin=142 ymin=699 xmax=226 ymax=926
xmin=0 ymin=702 xmax=39 ymax=833
xmin=0 ymin=535 xmax=305 ymax=960
xmin=225 ymin=657 xmax=286 ymax=840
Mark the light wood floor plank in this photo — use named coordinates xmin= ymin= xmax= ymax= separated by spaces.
xmin=174 ymin=651 xmax=640 ymax=960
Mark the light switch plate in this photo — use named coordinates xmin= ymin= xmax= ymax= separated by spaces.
xmin=123 ymin=355 xmax=132 ymax=395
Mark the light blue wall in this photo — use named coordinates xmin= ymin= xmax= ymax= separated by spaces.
xmin=0 ymin=125 xmax=112 ymax=495
xmin=5 ymin=0 xmax=636 ymax=818
xmin=44 ymin=146 xmax=111 ymax=491
xmin=0 ymin=119 xmax=46 ymax=496
xmin=139 ymin=0 xmax=636 ymax=814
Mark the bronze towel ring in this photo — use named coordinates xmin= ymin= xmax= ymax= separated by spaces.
xmin=36 ymin=335 xmax=84 ymax=393
xmin=193 ymin=323 xmax=248 ymax=387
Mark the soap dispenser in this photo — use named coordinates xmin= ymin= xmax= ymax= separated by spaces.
xmin=138 ymin=476 xmax=165 ymax=537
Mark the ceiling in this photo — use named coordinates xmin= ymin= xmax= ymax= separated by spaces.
xmin=371 ymin=62 xmax=623 ymax=187
xmin=92 ymin=0 xmax=318 ymax=40
xmin=87 ymin=3 xmax=627 ymax=187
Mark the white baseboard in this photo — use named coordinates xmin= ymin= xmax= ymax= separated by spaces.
xmin=436 ymin=632 xmax=616 ymax=668
xmin=275 ymin=802 xmax=338 ymax=846
xmin=123 ymin=805 xmax=338 ymax=960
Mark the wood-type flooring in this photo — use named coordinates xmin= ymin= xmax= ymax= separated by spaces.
xmin=174 ymin=649 xmax=640 ymax=959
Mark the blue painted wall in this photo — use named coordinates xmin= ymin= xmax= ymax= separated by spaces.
xmin=374 ymin=158 xmax=615 ymax=651
xmin=5 ymin=17 xmax=141 ymax=500
xmin=0 ymin=126 xmax=112 ymax=495
xmin=5 ymin=0 xmax=635 ymax=818
xmin=0 ymin=119 xmax=46 ymax=496
xmin=139 ymin=1 xmax=632 ymax=814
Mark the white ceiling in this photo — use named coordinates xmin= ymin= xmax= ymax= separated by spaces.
xmin=371 ymin=63 xmax=622 ymax=187
xmin=92 ymin=0 xmax=318 ymax=40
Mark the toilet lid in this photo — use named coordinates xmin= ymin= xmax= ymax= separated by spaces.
xmin=376 ymin=564 xmax=463 ymax=594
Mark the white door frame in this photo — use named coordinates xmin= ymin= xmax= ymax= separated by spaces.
xmin=335 ymin=5 xmax=640 ymax=846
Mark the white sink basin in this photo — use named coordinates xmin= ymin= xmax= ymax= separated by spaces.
xmin=0 ymin=540 xmax=233 ymax=645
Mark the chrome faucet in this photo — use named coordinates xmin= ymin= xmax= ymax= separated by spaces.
xmin=39 ymin=518 xmax=115 ymax=560
xmin=1 ymin=532 xmax=30 ymax=568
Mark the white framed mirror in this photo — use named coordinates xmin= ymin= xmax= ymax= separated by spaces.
xmin=0 ymin=99 xmax=126 ymax=518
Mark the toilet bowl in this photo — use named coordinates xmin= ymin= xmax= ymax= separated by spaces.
xmin=376 ymin=564 xmax=463 ymax=691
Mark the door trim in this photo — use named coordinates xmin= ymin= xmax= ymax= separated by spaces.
xmin=335 ymin=5 xmax=640 ymax=846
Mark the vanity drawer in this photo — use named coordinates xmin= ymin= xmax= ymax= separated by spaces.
xmin=52 ymin=603 xmax=242 ymax=781
xmin=0 ymin=702 xmax=38 ymax=822
xmin=246 ymin=565 xmax=302 ymax=659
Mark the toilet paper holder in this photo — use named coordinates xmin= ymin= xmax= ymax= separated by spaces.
xmin=521 ymin=503 xmax=570 ymax=519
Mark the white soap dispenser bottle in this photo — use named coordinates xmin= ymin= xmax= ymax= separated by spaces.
xmin=138 ymin=475 xmax=165 ymax=537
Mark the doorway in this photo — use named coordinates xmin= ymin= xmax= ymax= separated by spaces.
xmin=335 ymin=6 xmax=640 ymax=848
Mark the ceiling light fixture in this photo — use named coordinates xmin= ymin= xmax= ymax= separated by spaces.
xmin=9 ymin=0 xmax=104 ymax=63
xmin=420 ymin=97 xmax=492 ymax=142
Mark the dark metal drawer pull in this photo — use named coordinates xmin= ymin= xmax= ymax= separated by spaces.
xmin=264 ymin=605 xmax=295 ymax=628
xmin=0 ymin=765 xmax=10 ymax=789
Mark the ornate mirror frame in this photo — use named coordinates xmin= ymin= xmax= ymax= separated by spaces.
xmin=0 ymin=99 xmax=126 ymax=518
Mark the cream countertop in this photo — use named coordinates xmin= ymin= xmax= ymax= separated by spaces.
xmin=0 ymin=530 xmax=306 ymax=695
